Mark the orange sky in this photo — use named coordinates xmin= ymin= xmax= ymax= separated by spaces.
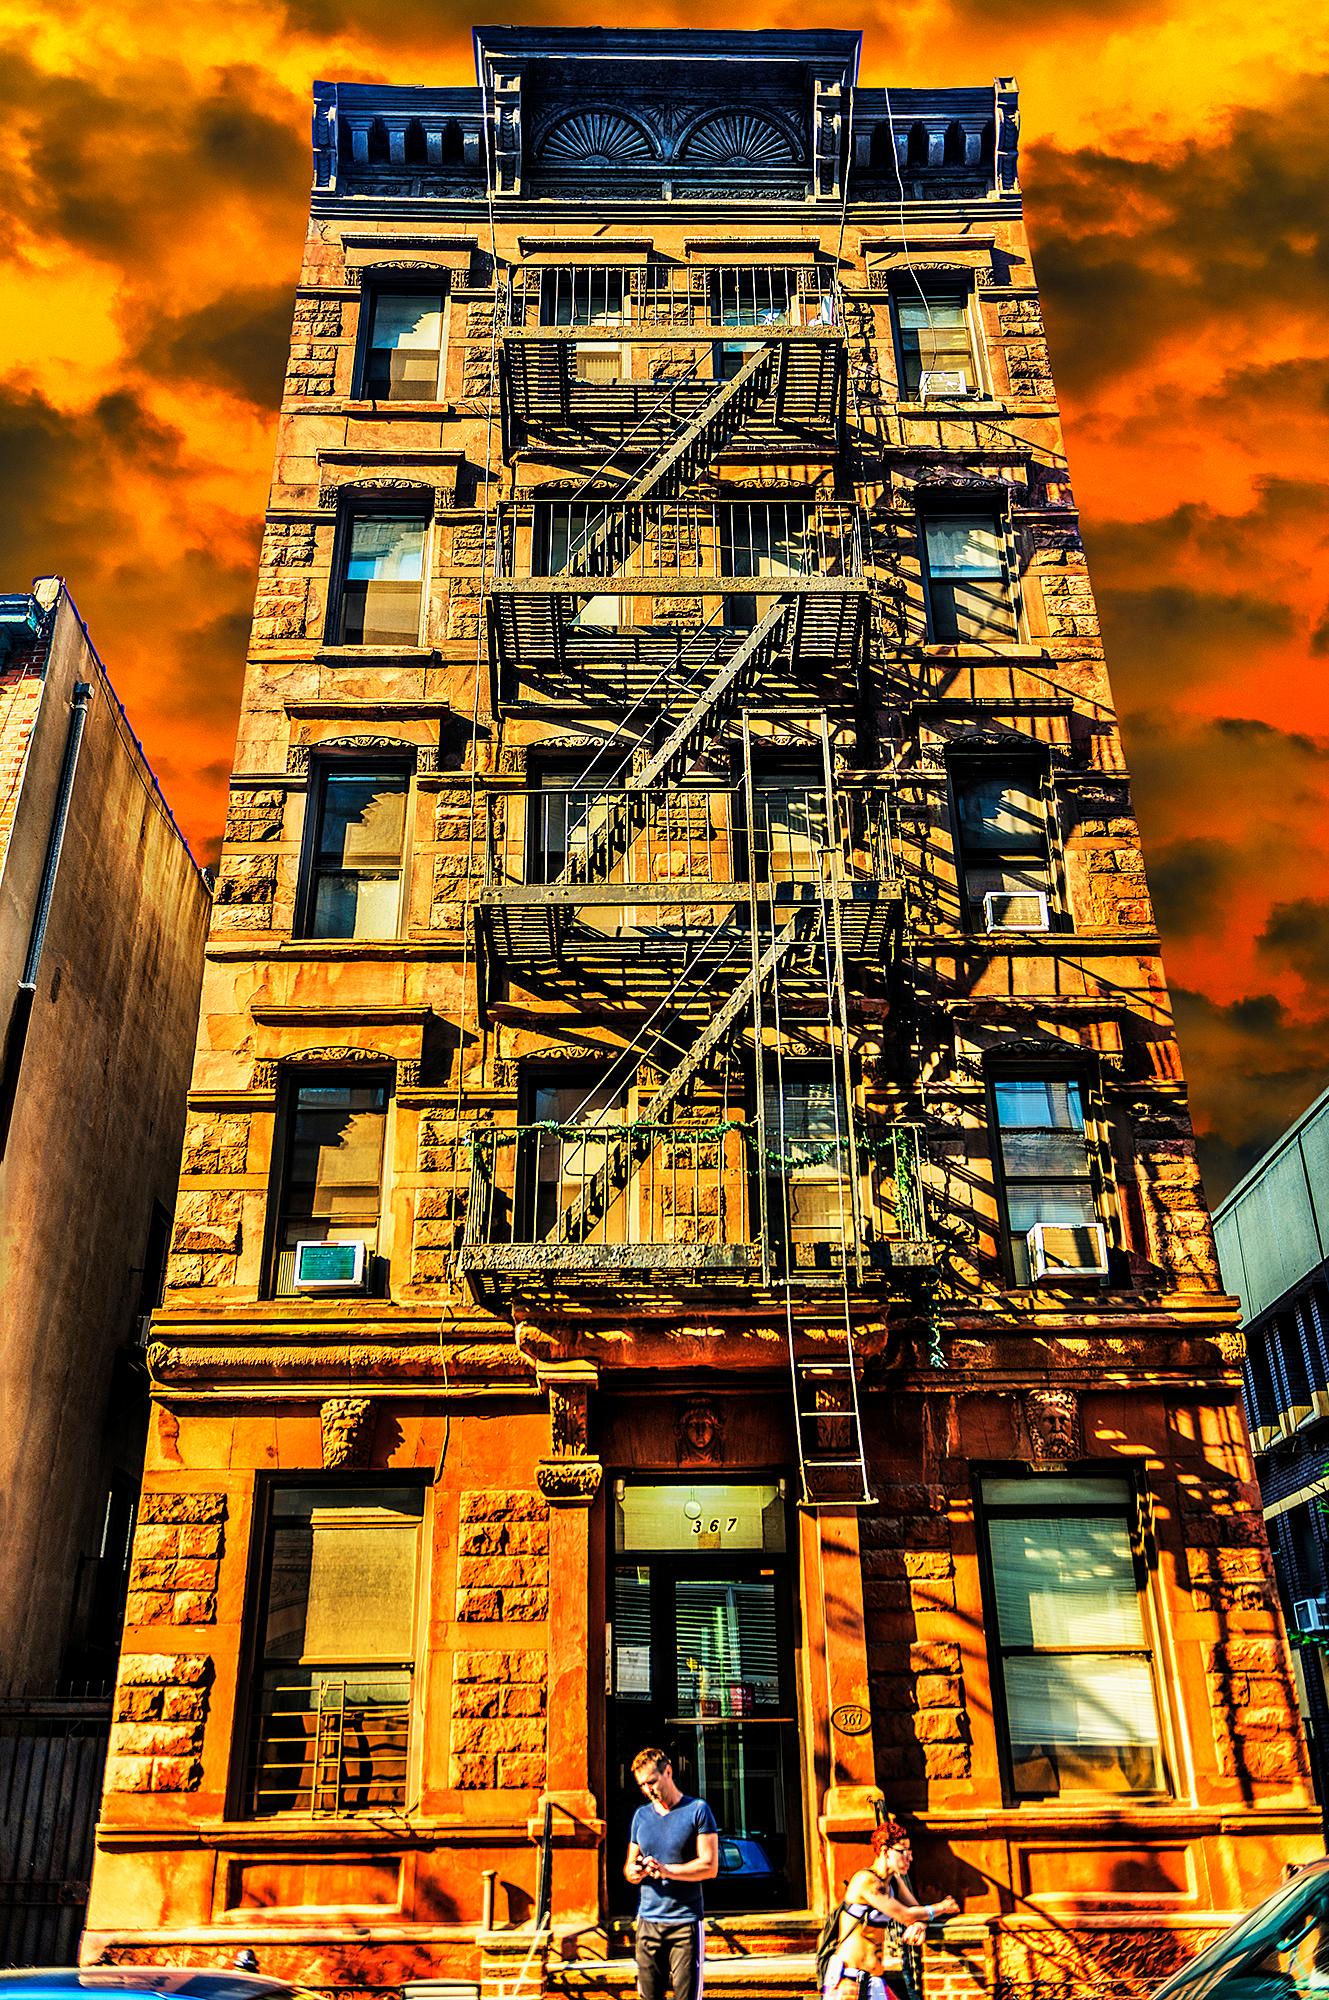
xmin=3 ymin=0 xmax=1328 ymax=1199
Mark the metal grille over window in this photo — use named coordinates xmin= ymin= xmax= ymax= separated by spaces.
xmin=248 ymin=1486 xmax=422 ymax=1817
xmin=922 ymin=513 xmax=1014 ymax=642
xmin=364 ymin=290 xmax=448 ymax=400
xmin=982 ymin=1475 xmax=1166 ymax=1799
xmin=337 ymin=515 xmax=427 ymax=646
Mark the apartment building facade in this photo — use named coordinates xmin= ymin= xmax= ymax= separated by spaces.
xmin=85 ymin=29 xmax=1320 ymax=1999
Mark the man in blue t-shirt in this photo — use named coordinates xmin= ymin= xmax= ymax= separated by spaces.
xmin=625 ymin=1747 xmax=719 ymax=2000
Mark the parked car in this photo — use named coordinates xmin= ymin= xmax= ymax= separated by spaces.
xmin=0 ymin=1976 xmax=309 ymax=2000
xmin=1152 ymin=1856 xmax=1329 ymax=2000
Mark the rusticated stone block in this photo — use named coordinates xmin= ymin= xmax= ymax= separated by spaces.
xmin=910 ymin=1640 xmax=960 ymax=1675
xmin=451 ymin=1754 xmax=497 ymax=1789
xmin=912 ymin=1708 xmax=967 ymax=1744
xmin=502 ymin=1588 xmax=549 ymax=1621
xmin=172 ymin=1592 xmax=218 ymax=1624
xmin=461 ymin=1489 xmax=549 ymax=1524
xmin=915 ymin=1674 xmax=964 ymax=1709
xmin=105 ymin=1756 xmax=154 ymax=1793
xmin=456 ymin=1588 xmax=503 ymax=1621
xmin=500 ymin=1684 xmax=545 ymax=1717
xmin=453 ymin=1682 xmax=503 ymax=1718
xmin=107 ymin=1654 xmax=211 ymax=1792
xmin=498 ymin=1754 xmax=545 ymax=1788
xmin=922 ymin=1742 xmax=971 ymax=1780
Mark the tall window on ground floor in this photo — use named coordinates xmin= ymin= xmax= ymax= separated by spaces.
xmin=247 ymin=1483 xmax=423 ymax=1816
xmin=980 ymin=1473 xmax=1168 ymax=1800
xmin=270 ymin=1075 xmax=389 ymax=1296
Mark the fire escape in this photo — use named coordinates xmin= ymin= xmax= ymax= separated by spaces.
xmin=458 ymin=261 xmax=935 ymax=1502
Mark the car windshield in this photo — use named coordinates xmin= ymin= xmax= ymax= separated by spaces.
xmin=1154 ymin=1869 xmax=1329 ymax=2000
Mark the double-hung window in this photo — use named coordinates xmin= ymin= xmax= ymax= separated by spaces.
xmin=335 ymin=514 xmax=428 ymax=647
xmin=896 ymin=292 xmax=980 ymax=399
xmin=247 ymin=1483 xmax=423 ymax=1816
xmin=980 ymin=1474 xmax=1167 ymax=1799
xmin=302 ymin=763 xmax=410 ymax=940
xmin=271 ymin=1077 xmax=389 ymax=1296
xmin=711 ymin=267 xmax=795 ymax=379
xmin=361 ymin=288 xmax=448 ymax=400
xmin=765 ymin=1060 xmax=852 ymax=1265
xmin=992 ymin=1075 xmax=1101 ymax=1285
xmin=953 ymin=764 xmax=1051 ymax=932
xmin=921 ymin=514 xmax=1015 ymax=643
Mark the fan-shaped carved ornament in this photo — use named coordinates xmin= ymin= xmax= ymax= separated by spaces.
xmin=681 ymin=112 xmax=798 ymax=167
xmin=539 ymin=110 xmax=654 ymax=166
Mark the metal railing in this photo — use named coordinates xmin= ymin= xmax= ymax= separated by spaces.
xmin=460 ymin=1120 xmax=930 ymax=1259
xmin=249 ymin=1668 xmax=411 ymax=1817
xmin=482 ymin=784 xmax=896 ymax=892
xmin=504 ymin=264 xmax=838 ymax=332
xmin=497 ymin=500 xmax=863 ymax=583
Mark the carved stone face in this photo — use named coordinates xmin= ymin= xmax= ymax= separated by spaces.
xmin=1026 ymin=1389 xmax=1080 ymax=1461
xmin=676 ymin=1398 xmax=722 ymax=1463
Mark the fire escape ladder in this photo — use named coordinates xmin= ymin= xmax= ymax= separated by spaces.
xmin=792 ymin=1348 xmax=872 ymax=1506
xmin=555 ymin=909 xmax=813 ymax=1244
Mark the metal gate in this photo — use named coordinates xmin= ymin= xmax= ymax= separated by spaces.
xmin=0 ymin=1698 xmax=111 ymax=1966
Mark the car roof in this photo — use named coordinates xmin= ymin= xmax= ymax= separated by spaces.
xmin=0 ymin=1976 xmax=297 ymax=1999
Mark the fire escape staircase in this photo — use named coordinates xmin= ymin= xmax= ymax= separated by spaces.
xmin=553 ymin=907 xmax=815 ymax=1245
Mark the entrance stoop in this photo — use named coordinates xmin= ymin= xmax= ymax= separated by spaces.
xmin=549 ymin=1916 xmax=819 ymax=2000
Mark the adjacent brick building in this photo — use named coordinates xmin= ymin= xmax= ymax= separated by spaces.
xmin=85 ymin=29 xmax=1321 ymax=2000
xmin=0 ymin=577 xmax=209 ymax=1959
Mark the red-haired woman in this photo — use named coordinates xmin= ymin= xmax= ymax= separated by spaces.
xmin=821 ymin=1818 xmax=959 ymax=2000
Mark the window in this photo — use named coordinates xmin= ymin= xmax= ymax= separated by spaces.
xmin=335 ymin=514 xmax=427 ymax=647
xmin=952 ymin=763 xmax=1051 ymax=931
xmin=710 ymin=268 xmax=797 ymax=379
xmin=361 ymin=288 xmax=448 ymax=400
xmin=896 ymin=292 xmax=979 ymax=398
xmin=527 ymin=1076 xmax=625 ymax=1241
xmin=271 ymin=1077 xmax=389 ymax=1296
xmin=992 ymin=1075 xmax=1098 ymax=1285
xmin=765 ymin=1060 xmax=851 ymax=1264
xmin=537 ymin=267 xmax=629 ymax=383
xmin=921 ymin=513 xmax=1015 ymax=642
xmin=302 ymin=764 xmax=410 ymax=939
xmin=247 ymin=1483 xmax=422 ymax=1816
xmin=750 ymin=757 xmax=829 ymax=885
xmin=981 ymin=1474 xmax=1167 ymax=1800
xmin=525 ymin=757 xmax=598 ymax=885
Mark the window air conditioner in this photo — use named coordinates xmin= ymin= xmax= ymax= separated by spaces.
xmin=1027 ymin=1220 xmax=1109 ymax=1281
xmin=292 ymin=1239 xmax=369 ymax=1293
xmin=1294 ymin=1596 xmax=1329 ymax=1634
xmin=919 ymin=369 xmax=971 ymax=400
xmin=984 ymin=889 xmax=1050 ymax=934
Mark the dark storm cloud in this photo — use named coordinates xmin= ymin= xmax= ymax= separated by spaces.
xmin=133 ymin=286 xmax=294 ymax=407
xmin=1027 ymin=75 xmax=1329 ymax=393
xmin=1172 ymin=985 xmax=1329 ymax=1202
xmin=1147 ymin=837 xmax=1240 ymax=940
xmin=7 ymin=47 xmax=306 ymax=265
xmin=1260 ymin=900 xmax=1329 ymax=989
xmin=0 ymin=384 xmax=182 ymax=572
xmin=1091 ymin=581 xmax=1296 ymax=697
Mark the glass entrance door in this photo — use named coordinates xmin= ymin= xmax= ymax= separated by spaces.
xmin=608 ymin=1479 xmax=804 ymax=1914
